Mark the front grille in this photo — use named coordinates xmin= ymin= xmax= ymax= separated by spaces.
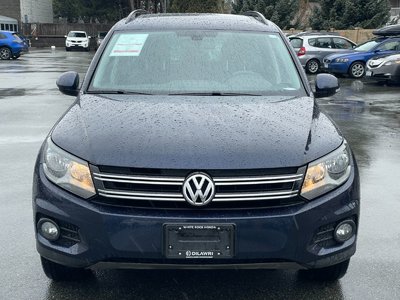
xmin=91 ymin=166 xmax=306 ymax=209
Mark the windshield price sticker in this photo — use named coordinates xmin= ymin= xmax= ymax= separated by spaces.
xmin=110 ymin=34 xmax=148 ymax=57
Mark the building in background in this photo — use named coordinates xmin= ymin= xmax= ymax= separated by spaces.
xmin=0 ymin=15 xmax=19 ymax=31
xmin=0 ymin=0 xmax=53 ymax=24
xmin=390 ymin=0 xmax=400 ymax=22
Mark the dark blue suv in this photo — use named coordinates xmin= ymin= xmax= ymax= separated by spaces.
xmin=0 ymin=31 xmax=28 ymax=60
xmin=33 ymin=11 xmax=360 ymax=282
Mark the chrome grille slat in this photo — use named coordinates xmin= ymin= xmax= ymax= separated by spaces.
xmin=213 ymin=174 xmax=303 ymax=182
xmin=98 ymin=189 xmax=183 ymax=198
xmin=98 ymin=192 xmax=186 ymax=202
xmin=94 ymin=177 xmax=184 ymax=185
xmin=98 ymin=189 xmax=299 ymax=202
xmin=214 ymin=190 xmax=299 ymax=198
xmin=215 ymin=178 xmax=302 ymax=186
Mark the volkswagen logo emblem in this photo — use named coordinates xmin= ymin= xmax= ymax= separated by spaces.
xmin=183 ymin=173 xmax=215 ymax=206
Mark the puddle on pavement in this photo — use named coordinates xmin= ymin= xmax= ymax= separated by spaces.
xmin=0 ymin=88 xmax=26 ymax=99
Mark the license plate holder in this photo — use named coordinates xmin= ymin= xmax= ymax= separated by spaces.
xmin=164 ymin=224 xmax=235 ymax=259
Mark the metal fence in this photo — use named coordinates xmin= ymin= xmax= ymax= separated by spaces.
xmin=20 ymin=22 xmax=114 ymax=48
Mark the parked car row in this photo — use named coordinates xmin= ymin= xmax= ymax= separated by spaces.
xmin=0 ymin=30 xmax=29 ymax=60
xmin=289 ymin=25 xmax=400 ymax=84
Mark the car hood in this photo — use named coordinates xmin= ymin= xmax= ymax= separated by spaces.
xmin=370 ymin=53 xmax=400 ymax=61
xmin=51 ymin=95 xmax=343 ymax=169
xmin=326 ymin=51 xmax=365 ymax=61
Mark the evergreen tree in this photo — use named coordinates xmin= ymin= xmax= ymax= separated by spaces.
xmin=231 ymin=0 xmax=298 ymax=29
xmin=310 ymin=0 xmax=390 ymax=30
xmin=170 ymin=0 xmax=224 ymax=13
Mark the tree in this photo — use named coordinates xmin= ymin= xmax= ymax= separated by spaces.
xmin=53 ymin=0 xmax=165 ymax=23
xmin=170 ymin=0 xmax=224 ymax=13
xmin=310 ymin=0 xmax=390 ymax=30
xmin=231 ymin=0 xmax=299 ymax=29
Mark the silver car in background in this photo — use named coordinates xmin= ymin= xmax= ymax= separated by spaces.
xmin=290 ymin=34 xmax=356 ymax=74
xmin=366 ymin=54 xmax=400 ymax=84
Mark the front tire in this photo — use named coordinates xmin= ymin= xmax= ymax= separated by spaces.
xmin=306 ymin=59 xmax=320 ymax=74
xmin=349 ymin=62 xmax=365 ymax=78
xmin=65 ymin=47 xmax=70 ymax=52
xmin=0 ymin=47 xmax=12 ymax=60
xmin=40 ymin=256 xmax=92 ymax=282
xmin=298 ymin=259 xmax=350 ymax=282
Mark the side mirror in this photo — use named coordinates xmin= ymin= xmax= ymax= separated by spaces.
xmin=56 ymin=71 xmax=80 ymax=96
xmin=314 ymin=74 xmax=339 ymax=98
xmin=64 ymin=35 xmax=67 ymax=38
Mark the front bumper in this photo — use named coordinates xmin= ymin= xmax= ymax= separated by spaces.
xmin=66 ymin=43 xmax=88 ymax=48
xmin=366 ymin=65 xmax=400 ymax=82
xmin=323 ymin=61 xmax=350 ymax=74
xmin=33 ymin=164 xmax=360 ymax=270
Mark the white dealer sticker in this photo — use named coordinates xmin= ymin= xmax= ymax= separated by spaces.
xmin=110 ymin=34 xmax=149 ymax=57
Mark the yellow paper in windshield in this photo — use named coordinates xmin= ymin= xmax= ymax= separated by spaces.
xmin=110 ymin=34 xmax=149 ymax=56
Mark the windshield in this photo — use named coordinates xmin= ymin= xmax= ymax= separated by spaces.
xmin=354 ymin=40 xmax=382 ymax=52
xmin=68 ymin=32 xmax=87 ymax=38
xmin=89 ymin=31 xmax=304 ymax=96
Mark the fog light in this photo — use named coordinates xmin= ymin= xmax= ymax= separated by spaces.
xmin=38 ymin=218 xmax=60 ymax=241
xmin=334 ymin=220 xmax=355 ymax=243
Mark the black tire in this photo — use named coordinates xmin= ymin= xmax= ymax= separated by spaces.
xmin=298 ymin=259 xmax=350 ymax=282
xmin=0 ymin=47 xmax=12 ymax=60
xmin=65 ymin=47 xmax=70 ymax=52
xmin=12 ymin=55 xmax=20 ymax=60
xmin=85 ymin=47 xmax=90 ymax=52
xmin=306 ymin=59 xmax=320 ymax=74
xmin=40 ymin=256 xmax=92 ymax=282
xmin=349 ymin=62 xmax=366 ymax=78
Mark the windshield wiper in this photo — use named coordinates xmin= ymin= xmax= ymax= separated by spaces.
xmin=168 ymin=92 xmax=262 ymax=96
xmin=87 ymin=90 xmax=154 ymax=95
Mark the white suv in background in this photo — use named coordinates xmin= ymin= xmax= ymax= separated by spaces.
xmin=65 ymin=31 xmax=90 ymax=52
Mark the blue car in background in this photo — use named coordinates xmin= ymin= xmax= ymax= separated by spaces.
xmin=323 ymin=36 xmax=400 ymax=78
xmin=0 ymin=30 xmax=29 ymax=60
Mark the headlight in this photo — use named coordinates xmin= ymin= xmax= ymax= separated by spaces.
xmin=336 ymin=58 xmax=349 ymax=63
xmin=43 ymin=138 xmax=95 ymax=199
xmin=301 ymin=142 xmax=351 ymax=200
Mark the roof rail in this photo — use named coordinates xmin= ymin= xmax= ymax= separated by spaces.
xmin=242 ymin=11 xmax=268 ymax=25
xmin=125 ymin=9 xmax=149 ymax=24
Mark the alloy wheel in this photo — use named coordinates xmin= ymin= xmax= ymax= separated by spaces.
xmin=350 ymin=63 xmax=365 ymax=78
xmin=307 ymin=60 xmax=319 ymax=74
xmin=0 ymin=47 xmax=11 ymax=60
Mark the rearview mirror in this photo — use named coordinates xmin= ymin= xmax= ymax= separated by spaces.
xmin=56 ymin=71 xmax=80 ymax=97
xmin=314 ymin=74 xmax=339 ymax=98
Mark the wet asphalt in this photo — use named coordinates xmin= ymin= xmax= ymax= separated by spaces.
xmin=0 ymin=49 xmax=399 ymax=300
